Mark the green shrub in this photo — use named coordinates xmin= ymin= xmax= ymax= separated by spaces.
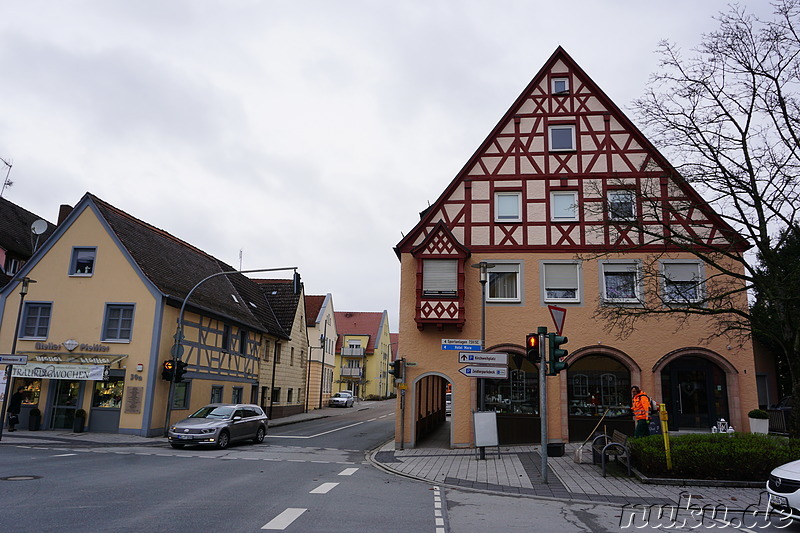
xmin=629 ymin=433 xmax=800 ymax=481
xmin=748 ymin=409 xmax=769 ymax=419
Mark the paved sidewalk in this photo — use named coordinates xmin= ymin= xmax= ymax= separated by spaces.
xmin=370 ymin=439 xmax=771 ymax=512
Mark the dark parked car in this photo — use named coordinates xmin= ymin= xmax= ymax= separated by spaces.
xmin=167 ymin=403 xmax=268 ymax=449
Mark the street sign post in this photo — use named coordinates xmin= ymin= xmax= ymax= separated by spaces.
xmin=0 ymin=355 xmax=28 ymax=365
xmin=458 ymin=352 xmax=508 ymax=365
xmin=548 ymin=305 xmax=567 ymax=336
xmin=441 ymin=339 xmax=482 ymax=351
xmin=458 ymin=365 xmax=508 ymax=379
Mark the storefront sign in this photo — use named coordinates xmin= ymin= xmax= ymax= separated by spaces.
xmin=12 ymin=363 xmax=106 ymax=381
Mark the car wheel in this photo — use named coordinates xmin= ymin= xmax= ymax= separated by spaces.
xmin=170 ymin=442 xmax=185 ymax=449
xmin=216 ymin=430 xmax=230 ymax=449
xmin=253 ymin=426 xmax=266 ymax=444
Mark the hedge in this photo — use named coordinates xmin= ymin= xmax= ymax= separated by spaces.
xmin=628 ymin=433 xmax=800 ymax=481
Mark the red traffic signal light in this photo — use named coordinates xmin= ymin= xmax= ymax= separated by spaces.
xmin=525 ymin=333 xmax=538 ymax=361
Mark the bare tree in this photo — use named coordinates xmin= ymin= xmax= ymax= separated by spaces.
xmin=584 ymin=2 xmax=800 ymax=433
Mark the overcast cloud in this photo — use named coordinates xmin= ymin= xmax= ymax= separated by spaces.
xmin=0 ymin=1 xmax=776 ymax=332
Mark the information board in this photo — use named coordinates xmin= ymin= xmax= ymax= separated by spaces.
xmin=473 ymin=411 xmax=499 ymax=447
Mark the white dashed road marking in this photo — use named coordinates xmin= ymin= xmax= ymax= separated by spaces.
xmin=338 ymin=467 xmax=358 ymax=476
xmin=51 ymin=453 xmax=77 ymax=457
xmin=261 ymin=508 xmax=306 ymax=530
xmin=309 ymin=482 xmax=339 ymax=494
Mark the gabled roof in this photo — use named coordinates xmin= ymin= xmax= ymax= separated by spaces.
xmin=305 ymin=295 xmax=326 ymax=327
xmin=254 ymin=279 xmax=303 ymax=336
xmin=395 ymin=46 xmax=748 ymax=255
xmin=334 ymin=311 xmax=387 ymax=354
xmin=390 ymin=332 xmax=399 ymax=361
xmin=0 ymin=197 xmax=56 ymax=285
xmin=85 ymin=193 xmax=288 ymax=338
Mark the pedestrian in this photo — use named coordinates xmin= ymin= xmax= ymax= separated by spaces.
xmin=631 ymin=386 xmax=651 ymax=438
xmin=7 ymin=386 xmax=25 ymax=432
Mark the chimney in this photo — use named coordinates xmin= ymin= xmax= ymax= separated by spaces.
xmin=58 ymin=204 xmax=73 ymax=225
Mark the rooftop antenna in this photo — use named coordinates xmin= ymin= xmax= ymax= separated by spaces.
xmin=31 ymin=219 xmax=48 ymax=253
xmin=239 ymin=249 xmax=243 ymax=270
xmin=0 ymin=157 xmax=12 ymax=198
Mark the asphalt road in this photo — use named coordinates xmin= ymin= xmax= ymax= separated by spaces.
xmin=0 ymin=401 xmax=438 ymax=533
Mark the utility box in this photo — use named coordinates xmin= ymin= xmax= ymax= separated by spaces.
xmin=547 ymin=442 xmax=565 ymax=457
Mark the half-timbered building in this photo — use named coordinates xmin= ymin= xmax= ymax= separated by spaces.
xmin=0 ymin=193 xmax=293 ymax=436
xmin=394 ymin=47 xmax=758 ymax=448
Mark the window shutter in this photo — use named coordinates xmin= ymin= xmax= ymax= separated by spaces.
xmin=423 ymin=260 xmax=457 ymax=293
xmin=664 ymin=263 xmax=698 ymax=282
xmin=544 ymin=263 xmax=577 ymax=289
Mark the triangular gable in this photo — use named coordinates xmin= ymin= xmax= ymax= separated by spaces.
xmin=395 ymin=46 xmax=748 ymax=254
xmin=410 ymin=220 xmax=470 ymax=259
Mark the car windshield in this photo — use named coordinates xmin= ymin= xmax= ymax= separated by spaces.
xmin=333 ymin=393 xmax=346 ymax=398
xmin=189 ymin=406 xmax=235 ymax=419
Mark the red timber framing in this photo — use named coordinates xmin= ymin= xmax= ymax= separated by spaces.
xmin=394 ymin=46 xmax=748 ymax=257
xmin=410 ymin=221 xmax=470 ymax=331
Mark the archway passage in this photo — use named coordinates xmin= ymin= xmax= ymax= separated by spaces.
xmin=414 ymin=374 xmax=451 ymax=446
xmin=661 ymin=356 xmax=729 ymax=429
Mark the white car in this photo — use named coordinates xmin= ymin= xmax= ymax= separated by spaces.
xmin=329 ymin=391 xmax=355 ymax=408
xmin=767 ymin=459 xmax=800 ymax=518
xmin=445 ymin=393 xmax=452 ymax=416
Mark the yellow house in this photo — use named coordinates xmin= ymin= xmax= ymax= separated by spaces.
xmin=393 ymin=48 xmax=757 ymax=449
xmin=0 ymin=193 xmax=297 ymax=435
xmin=333 ymin=311 xmax=393 ymax=399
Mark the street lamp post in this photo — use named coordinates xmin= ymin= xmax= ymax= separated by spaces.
xmin=163 ymin=267 xmax=297 ymax=435
xmin=470 ymin=261 xmax=493 ymax=460
xmin=0 ymin=277 xmax=35 ymax=442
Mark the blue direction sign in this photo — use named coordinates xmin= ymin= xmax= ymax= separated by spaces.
xmin=0 ymin=355 xmax=28 ymax=364
xmin=441 ymin=338 xmax=482 ymax=351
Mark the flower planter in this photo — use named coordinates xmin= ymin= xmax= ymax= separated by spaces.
xmin=749 ymin=417 xmax=769 ymax=434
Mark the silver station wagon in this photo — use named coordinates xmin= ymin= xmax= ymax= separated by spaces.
xmin=167 ymin=403 xmax=268 ymax=450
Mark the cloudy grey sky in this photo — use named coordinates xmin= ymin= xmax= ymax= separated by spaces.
xmin=0 ymin=1 xmax=775 ymax=331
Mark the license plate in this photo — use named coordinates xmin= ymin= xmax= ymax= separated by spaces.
xmin=178 ymin=435 xmax=191 ymax=440
xmin=771 ymin=494 xmax=789 ymax=507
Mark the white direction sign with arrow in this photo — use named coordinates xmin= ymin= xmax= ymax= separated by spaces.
xmin=458 ymin=352 xmax=507 ymax=365
xmin=458 ymin=366 xmax=508 ymax=379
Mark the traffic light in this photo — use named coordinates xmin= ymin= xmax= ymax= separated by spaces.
xmin=547 ymin=332 xmax=569 ymax=375
xmin=525 ymin=333 xmax=538 ymax=361
xmin=174 ymin=360 xmax=188 ymax=383
xmin=388 ymin=359 xmax=404 ymax=380
xmin=161 ymin=360 xmax=175 ymax=381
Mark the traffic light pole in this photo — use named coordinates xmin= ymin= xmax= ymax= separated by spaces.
xmin=538 ymin=326 xmax=549 ymax=483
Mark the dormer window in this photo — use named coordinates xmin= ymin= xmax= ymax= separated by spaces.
xmin=69 ymin=247 xmax=96 ymax=276
xmin=423 ymin=259 xmax=457 ymax=297
xmin=551 ymin=77 xmax=569 ymax=95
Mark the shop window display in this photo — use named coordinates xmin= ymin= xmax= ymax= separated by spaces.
xmin=17 ymin=378 xmax=42 ymax=406
xmin=92 ymin=377 xmax=124 ymax=409
xmin=567 ymin=355 xmax=631 ymax=418
xmin=483 ymin=363 xmax=539 ymax=415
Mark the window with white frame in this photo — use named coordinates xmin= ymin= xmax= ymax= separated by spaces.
xmin=551 ymin=77 xmax=569 ymax=95
xmin=551 ymin=191 xmax=578 ymax=221
xmin=21 ymin=302 xmax=52 ymax=339
xmin=102 ymin=304 xmax=134 ymax=341
xmin=662 ymin=262 xmax=703 ymax=303
xmin=69 ymin=247 xmax=96 ymax=276
xmin=422 ymin=259 xmax=457 ymax=297
xmin=487 ymin=263 xmax=521 ymax=302
xmin=608 ymin=190 xmax=636 ymax=220
xmin=495 ymin=192 xmax=522 ymax=223
xmin=542 ymin=262 xmax=581 ymax=302
xmin=601 ymin=262 xmax=641 ymax=303
xmin=548 ymin=124 xmax=575 ymax=151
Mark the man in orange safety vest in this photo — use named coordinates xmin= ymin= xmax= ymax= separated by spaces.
xmin=631 ymin=386 xmax=651 ymax=438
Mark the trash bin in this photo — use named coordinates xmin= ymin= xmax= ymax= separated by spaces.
xmin=547 ymin=442 xmax=565 ymax=457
